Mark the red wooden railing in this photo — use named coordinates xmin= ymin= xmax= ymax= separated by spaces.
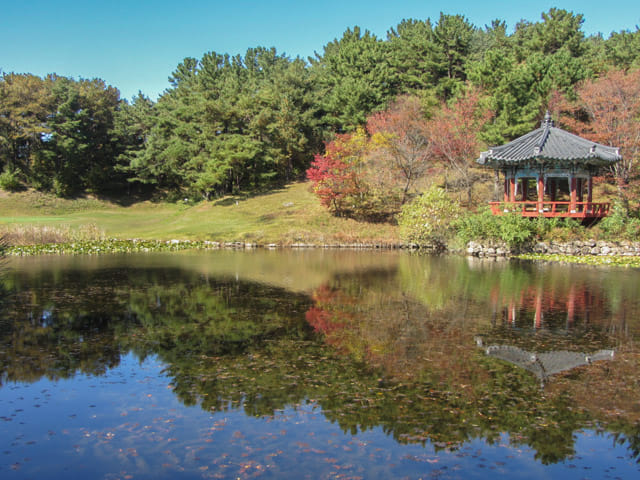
xmin=489 ymin=201 xmax=610 ymax=218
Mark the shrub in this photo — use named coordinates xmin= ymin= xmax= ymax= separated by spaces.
xmin=398 ymin=187 xmax=462 ymax=246
xmin=594 ymin=203 xmax=640 ymax=241
xmin=454 ymin=208 xmax=498 ymax=245
xmin=455 ymin=208 xmax=536 ymax=247
xmin=0 ymin=167 xmax=22 ymax=191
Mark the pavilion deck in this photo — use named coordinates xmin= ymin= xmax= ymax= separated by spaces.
xmin=489 ymin=201 xmax=611 ymax=219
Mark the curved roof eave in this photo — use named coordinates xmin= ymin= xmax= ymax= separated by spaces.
xmin=477 ymin=114 xmax=622 ymax=168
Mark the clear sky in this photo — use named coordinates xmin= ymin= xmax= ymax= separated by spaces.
xmin=1 ymin=0 xmax=639 ymax=101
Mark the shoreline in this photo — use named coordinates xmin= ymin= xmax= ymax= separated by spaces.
xmin=4 ymin=238 xmax=640 ymax=268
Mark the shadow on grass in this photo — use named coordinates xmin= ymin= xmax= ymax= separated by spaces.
xmin=93 ymin=187 xmax=158 ymax=207
xmin=212 ymin=186 xmax=289 ymax=207
xmin=61 ymin=182 xmax=294 ymax=208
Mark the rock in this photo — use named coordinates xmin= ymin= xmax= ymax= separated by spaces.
xmin=534 ymin=242 xmax=548 ymax=253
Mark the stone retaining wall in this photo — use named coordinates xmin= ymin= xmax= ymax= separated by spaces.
xmin=466 ymin=240 xmax=640 ymax=257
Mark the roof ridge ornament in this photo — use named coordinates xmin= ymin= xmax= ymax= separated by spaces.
xmin=536 ymin=111 xmax=554 ymax=151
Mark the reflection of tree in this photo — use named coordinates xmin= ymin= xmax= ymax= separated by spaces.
xmin=304 ymin=258 xmax=640 ymax=463
xmin=121 ymin=279 xmax=314 ymax=409
xmin=0 ymin=256 xmax=639 ymax=465
xmin=0 ymin=271 xmax=135 ymax=384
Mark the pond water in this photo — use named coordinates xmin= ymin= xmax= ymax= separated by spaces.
xmin=1 ymin=250 xmax=639 ymax=479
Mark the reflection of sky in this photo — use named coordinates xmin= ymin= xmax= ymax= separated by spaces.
xmin=1 ymin=353 xmax=638 ymax=479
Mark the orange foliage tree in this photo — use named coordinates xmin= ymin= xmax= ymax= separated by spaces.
xmin=366 ymin=95 xmax=437 ymax=205
xmin=555 ymin=68 xmax=640 ymax=208
xmin=427 ymin=87 xmax=494 ymax=205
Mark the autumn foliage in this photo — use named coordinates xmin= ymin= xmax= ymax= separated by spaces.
xmin=306 ymin=129 xmax=369 ymax=217
xmin=366 ymin=95 xmax=435 ymax=204
xmin=308 ymin=88 xmax=494 ymax=219
xmin=555 ymin=68 xmax=640 ymax=208
xmin=428 ymin=88 xmax=494 ymax=205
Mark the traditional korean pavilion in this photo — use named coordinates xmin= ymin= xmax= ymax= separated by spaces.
xmin=477 ymin=112 xmax=621 ymax=219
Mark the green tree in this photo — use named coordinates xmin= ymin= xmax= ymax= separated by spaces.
xmin=386 ymin=19 xmax=440 ymax=94
xmin=469 ymin=48 xmax=587 ymax=143
xmin=33 ymin=77 xmax=122 ymax=196
xmin=113 ymin=92 xmax=156 ymax=194
xmin=133 ymin=47 xmax=323 ymax=199
xmin=470 ymin=19 xmax=510 ymax=62
xmin=130 ymin=88 xmax=206 ymax=193
xmin=312 ymin=27 xmax=397 ymax=131
xmin=0 ymin=73 xmax=53 ymax=179
xmin=432 ymin=13 xmax=476 ymax=98
xmin=512 ymin=8 xmax=586 ymax=60
xmin=603 ymin=28 xmax=640 ymax=70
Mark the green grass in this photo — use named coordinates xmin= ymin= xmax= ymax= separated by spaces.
xmin=0 ymin=183 xmax=399 ymax=245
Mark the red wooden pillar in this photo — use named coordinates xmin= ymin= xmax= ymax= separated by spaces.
xmin=570 ymin=176 xmax=577 ymax=213
xmin=587 ymin=177 xmax=593 ymax=203
xmin=504 ymin=177 xmax=509 ymax=203
xmin=577 ymin=179 xmax=584 ymax=202
xmin=577 ymin=178 xmax=584 ymax=212
xmin=537 ymin=175 xmax=544 ymax=213
xmin=509 ymin=176 xmax=516 ymax=202
xmin=522 ymin=178 xmax=528 ymax=201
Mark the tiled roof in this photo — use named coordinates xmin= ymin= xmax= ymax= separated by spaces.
xmin=477 ymin=112 xmax=622 ymax=168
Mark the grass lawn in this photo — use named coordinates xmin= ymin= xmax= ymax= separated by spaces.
xmin=0 ymin=183 xmax=399 ymax=245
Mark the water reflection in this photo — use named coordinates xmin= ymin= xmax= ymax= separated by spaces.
xmin=0 ymin=251 xmax=639 ymax=478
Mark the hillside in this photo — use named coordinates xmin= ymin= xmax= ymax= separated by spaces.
xmin=0 ymin=182 xmax=399 ymax=246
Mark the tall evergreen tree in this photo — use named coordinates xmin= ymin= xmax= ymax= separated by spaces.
xmin=0 ymin=73 xmax=53 ymax=179
xmin=312 ymin=27 xmax=397 ymax=131
xmin=35 ymin=77 xmax=122 ymax=195
xmin=603 ymin=28 xmax=640 ymax=70
xmin=386 ymin=19 xmax=440 ymax=94
xmin=132 ymin=47 xmax=324 ymax=199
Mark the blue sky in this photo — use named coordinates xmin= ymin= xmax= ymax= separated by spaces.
xmin=1 ymin=0 xmax=639 ymax=101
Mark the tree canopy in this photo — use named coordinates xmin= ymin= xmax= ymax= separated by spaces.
xmin=1 ymin=8 xmax=639 ymax=207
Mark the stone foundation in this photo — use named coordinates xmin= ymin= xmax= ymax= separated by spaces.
xmin=466 ymin=240 xmax=640 ymax=257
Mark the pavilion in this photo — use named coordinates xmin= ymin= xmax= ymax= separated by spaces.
xmin=477 ymin=112 xmax=621 ymax=219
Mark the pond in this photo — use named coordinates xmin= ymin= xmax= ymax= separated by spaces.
xmin=1 ymin=250 xmax=639 ymax=479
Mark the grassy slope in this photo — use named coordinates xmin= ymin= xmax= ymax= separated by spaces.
xmin=0 ymin=183 xmax=399 ymax=245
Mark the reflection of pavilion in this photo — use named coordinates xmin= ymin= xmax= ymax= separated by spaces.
xmin=475 ymin=337 xmax=614 ymax=384
xmin=496 ymin=284 xmax=594 ymax=329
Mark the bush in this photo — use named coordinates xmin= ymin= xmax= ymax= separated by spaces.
xmin=0 ymin=167 xmax=23 ymax=191
xmin=597 ymin=203 xmax=640 ymax=241
xmin=398 ymin=187 xmax=462 ymax=246
xmin=455 ymin=208 xmax=537 ymax=247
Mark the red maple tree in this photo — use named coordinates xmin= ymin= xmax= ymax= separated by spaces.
xmin=306 ymin=130 xmax=368 ymax=217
